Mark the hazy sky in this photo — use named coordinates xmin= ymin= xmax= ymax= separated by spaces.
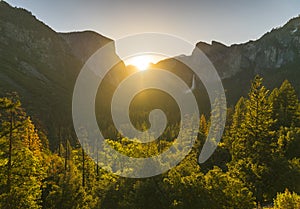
xmin=5 ymin=0 xmax=300 ymax=59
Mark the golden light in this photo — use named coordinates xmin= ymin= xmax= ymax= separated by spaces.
xmin=126 ymin=55 xmax=152 ymax=71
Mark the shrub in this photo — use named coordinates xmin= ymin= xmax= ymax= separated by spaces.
xmin=273 ymin=189 xmax=300 ymax=209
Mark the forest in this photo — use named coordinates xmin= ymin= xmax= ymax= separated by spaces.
xmin=0 ymin=75 xmax=300 ymax=209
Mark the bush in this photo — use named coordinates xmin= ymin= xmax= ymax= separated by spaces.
xmin=273 ymin=189 xmax=300 ymax=209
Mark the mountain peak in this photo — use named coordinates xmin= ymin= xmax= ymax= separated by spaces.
xmin=0 ymin=1 xmax=10 ymax=7
xmin=284 ymin=15 xmax=300 ymax=28
xmin=60 ymin=31 xmax=114 ymax=62
xmin=0 ymin=1 xmax=54 ymax=32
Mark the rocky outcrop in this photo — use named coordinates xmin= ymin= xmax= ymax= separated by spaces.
xmin=156 ymin=15 xmax=300 ymax=104
xmin=0 ymin=1 xmax=124 ymax=148
xmin=0 ymin=1 xmax=299 ymax=147
xmin=60 ymin=31 xmax=113 ymax=63
xmin=193 ymin=16 xmax=300 ymax=79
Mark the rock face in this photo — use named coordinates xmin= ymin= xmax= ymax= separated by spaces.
xmin=0 ymin=1 xmax=124 ymax=148
xmin=193 ymin=17 xmax=300 ymax=79
xmin=60 ymin=31 xmax=113 ymax=63
xmin=0 ymin=1 xmax=299 ymax=147
xmin=194 ymin=16 xmax=300 ymax=79
xmin=156 ymin=16 xmax=300 ymax=104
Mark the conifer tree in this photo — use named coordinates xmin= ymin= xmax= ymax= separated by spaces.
xmin=270 ymin=80 xmax=300 ymax=129
xmin=229 ymin=75 xmax=275 ymax=203
xmin=0 ymin=95 xmax=44 ymax=209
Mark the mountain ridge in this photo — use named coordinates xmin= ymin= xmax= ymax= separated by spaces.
xmin=155 ymin=15 xmax=300 ymax=104
xmin=1 ymin=1 xmax=299 ymax=148
xmin=0 ymin=1 xmax=124 ymax=148
xmin=194 ymin=15 xmax=300 ymax=79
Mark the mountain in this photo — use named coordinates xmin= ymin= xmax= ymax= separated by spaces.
xmin=156 ymin=16 xmax=300 ymax=103
xmin=0 ymin=1 xmax=125 ymax=148
xmin=199 ymin=16 xmax=300 ymax=102
xmin=0 ymin=1 xmax=299 ymax=148
xmin=60 ymin=31 xmax=113 ymax=63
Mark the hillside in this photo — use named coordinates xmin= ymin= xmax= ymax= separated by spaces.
xmin=0 ymin=1 xmax=124 ymax=148
xmin=0 ymin=1 xmax=299 ymax=148
xmin=156 ymin=16 xmax=300 ymax=103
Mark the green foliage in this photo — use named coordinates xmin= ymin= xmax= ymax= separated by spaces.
xmin=204 ymin=167 xmax=255 ymax=209
xmin=276 ymin=127 xmax=300 ymax=159
xmin=0 ymin=95 xmax=44 ymax=209
xmin=0 ymin=75 xmax=299 ymax=208
xmin=224 ymin=97 xmax=246 ymax=151
xmin=270 ymin=80 xmax=300 ymax=129
xmin=228 ymin=76 xmax=276 ymax=202
xmin=0 ymin=146 xmax=44 ymax=209
xmin=273 ymin=189 xmax=300 ymax=209
xmin=42 ymin=163 xmax=92 ymax=209
xmin=7 ymin=4 xmax=300 ymax=206
xmin=226 ymin=76 xmax=300 ymax=205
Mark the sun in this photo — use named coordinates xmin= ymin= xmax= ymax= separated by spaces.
xmin=125 ymin=55 xmax=152 ymax=71
xmin=124 ymin=54 xmax=168 ymax=71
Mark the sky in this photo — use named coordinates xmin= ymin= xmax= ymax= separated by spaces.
xmin=5 ymin=0 xmax=300 ymax=62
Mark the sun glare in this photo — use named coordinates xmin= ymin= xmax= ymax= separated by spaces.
xmin=124 ymin=54 xmax=168 ymax=71
xmin=126 ymin=55 xmax=151 ymax=71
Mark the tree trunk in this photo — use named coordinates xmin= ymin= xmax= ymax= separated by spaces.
xmin=82 ymin=147 xmax=85 ymax=187
xmin=7 ymin=110 xmax=13 ymax=192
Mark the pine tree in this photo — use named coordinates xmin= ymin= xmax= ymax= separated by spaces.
xmin=273 ymin=189 xmax=300 ymax=209
xmin=232 ymin=76 xmax=275 ymax=163
xmin=271 ymin=80 xmax=300 ymax=129
xmin=0 ymin=95 xmax=24 ymax=193
xmin=224 ymin=97 xmax=246 ymax=155
xmin=0 ymin=95 xmax=44 ymax=209
xmin=21 ymin=117 xmax=43 ymax=158
xmin=199 ymin=114 xmax=208 ymax=137
xmin=229 ymin=75 xmax=275 ymax=203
